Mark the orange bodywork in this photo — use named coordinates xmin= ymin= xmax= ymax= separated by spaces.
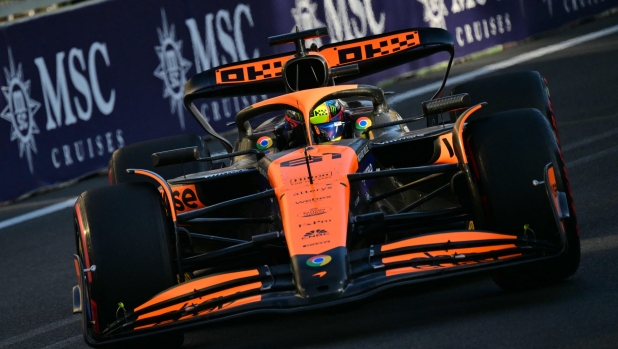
xmin=136 ymin=282 xmax=262 ymax=324
xmin=135 ymin=269 xmax=259 ymax=312
xmin=382 ymin=244 xmax=517 ymax=264
xmin=546 ymin=165 xmax=567 ymax=232
xmin=320 ymin=31 xmax=420 ymax=66
xmin=158 ymin=183 xmax=206 ymax=214
xmin=74 ymin=203 xmax=93 ymax=283
xmin=268 ymin=145 xmax=358 ymax=256
xmin=455 ymin=104 xmax=484 ymax=164
xmin=215 ymin=54 xmax=294 ymax=84
xmin=382 ymin=231 xmax=521 ymax=277
xmin=213 ymin=30 xmax=421 ymax=85
xmin=385 ymin=250 xmax=522 ymax=277
xmin=433 ymin=133 xmax=458 ymax=164
xmin=135 ymin=294 xmax=262 ymax=330
xmin=381 ymin=231 xmax=517 ymax=252
xmin=132 ymin=169 xmax=177 ymax=222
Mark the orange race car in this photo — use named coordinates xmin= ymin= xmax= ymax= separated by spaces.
xmin=71 ymin=26 xmax=580 ymax=348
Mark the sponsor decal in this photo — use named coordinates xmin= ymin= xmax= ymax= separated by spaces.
xmin=185 ymin=4 xmax=260 ymax=72
xmin=299 ymin=218 xmax=332 ymax=228
xmin=185 ymin=4 xmax=269 ymax=124
xmin=303 ymin=240 xmax=331 ymax=248
xmin=290 ymin=0 xmax=385 ymax=45
xmin=306 ymin=254 xmax=332 ymax=267
xmin=161 ymin=184 xmax=206 ymax=212
xmin=320 ymin=31 xmax=420 ymax=66
xmin=298 ymin=207 xmax=332 ymax=217
xmin=290 ymin=171 xmax=332 ymax=185
xmin=417 ymin=0 xmax=449 ymax=29
xmin=1 ymin=48 xmax=41 ymax=174
xmin=258 ymin=166 xmax=268 ymax=178
xmin=290 ymin=0 xmax=327 ymax=45
xmin=154 ymin=9 xmax=192 ymax=129
xmin=562 ymin=0 xmax=605 ymax=14
xmin=216 ymin=55 xmax=291 ymax=84
xmin=293 ymin=185 xmax=333 ymax=196
xmin=374 ymin=133 xmax=423 ymax=145
xmin=283 ymin=155 xmax=322 ymax=167
xmin=199 ymin=94 xmax=269 ymax=123
xmin=281 ymin=152 xmax=341 ymax=167
xmin=313 ymin=271 xmax=327 ymax=278
xmin=363 ymin=163 xmax=373 ymax=173
xmin=35 ymin=42 xmax=116 ymax=131
xmin=302 ymin=229 xmax=329 ymax=239
xmin=416 ymin=0 xmax=513 ymax=49
xmin=256 ymin=136 xmax=273 ymax=150
xmin=201 ymin=169 xmax=249 ymax=179
xmin=295 ymin=195 xmax=331 ymax=204
xmin=51 ymin=129 xmax=124 ymax=169
xmin=29 ymin=40 xmax=119 ymax=172
xmin=357 ymin=144 xmax=369 ymax=162
xmin=454 ymin=13 xmax=512 ymax=48
xmin=355 ymin=116 xmax=372 ymax=130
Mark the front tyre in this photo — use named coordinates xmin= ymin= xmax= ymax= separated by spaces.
xmin=74 ymin=183 xmax=181 ymax=345
xmin=463 ymin=109 xmax=580 ymax=290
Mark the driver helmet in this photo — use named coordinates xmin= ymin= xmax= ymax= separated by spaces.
xmin=285 ymin=99 xmax=346 ymax=143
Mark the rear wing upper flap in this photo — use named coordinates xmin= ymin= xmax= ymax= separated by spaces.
xmin=183 ymin=27 xmax=453 ymax=103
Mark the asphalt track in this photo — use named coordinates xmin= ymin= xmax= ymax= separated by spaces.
xmin=1 ymin=13 xmax=618 ymax=349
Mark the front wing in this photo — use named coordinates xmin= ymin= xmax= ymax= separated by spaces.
xmin=75 ymin=164 xmax=569 ymax=347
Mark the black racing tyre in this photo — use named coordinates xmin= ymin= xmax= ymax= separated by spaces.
xmin=74 ymin=183 xmax=178 ymax=341
xmin=464 ymin=109 xmax=580 ymax=290
xmin=108 ymin=134 xmax=210 ymax=185
xmin=450 ymin=71 xmax=551 ymax=124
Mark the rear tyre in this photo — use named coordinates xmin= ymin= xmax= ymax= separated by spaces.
xmin=108 ymin=134 xmax=210 ymax=185
xmin=450 ymin=70 xmax=551 ymax=123
xmin=464 ymin=109 xmax=580 ymax=291
xmin=74 ymin=183 xmax=177 ymax=337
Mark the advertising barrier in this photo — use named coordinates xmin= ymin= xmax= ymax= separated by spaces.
xmin=0 ymin=0 xmax=614 ymax=202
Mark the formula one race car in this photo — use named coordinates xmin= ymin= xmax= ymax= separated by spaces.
xmin=72 ymin=26 xmax=580 ymax=348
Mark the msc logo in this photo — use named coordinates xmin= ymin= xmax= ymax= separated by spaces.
xmin=1 ymin=48 xmax=41 ymax=174
xmin=161 ymin=184 xmax=206 ymax=212
xmin=154 ymin=9 xmax=192 ymax=129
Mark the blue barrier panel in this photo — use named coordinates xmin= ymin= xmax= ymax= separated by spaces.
xmin=0 ymin=0 xmax=614 ymax=202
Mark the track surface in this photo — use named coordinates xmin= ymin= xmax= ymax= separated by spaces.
xmin=1 ymin=13 xmax=617 ymax=349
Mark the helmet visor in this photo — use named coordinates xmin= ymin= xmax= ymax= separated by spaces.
xmin=314 ymin=121 xmax=344 ymax=142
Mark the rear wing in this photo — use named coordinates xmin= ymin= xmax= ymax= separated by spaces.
xmin=185 ymin=27 xmax=453 ymax=100
xmin=183 ymin=27 xmax=454 ymax=152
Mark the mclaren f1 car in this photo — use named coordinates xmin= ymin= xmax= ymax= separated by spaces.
xmin=71 ymin=26 xmax=580 ymax=348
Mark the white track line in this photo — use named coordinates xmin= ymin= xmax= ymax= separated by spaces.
xmin=561 ymin=126 xmax=618 ymax=151
xmin=0 ymin=197 xmax=77 ymax=231
xmin=0 ymin=316 xmax=80 ymax=348
xmin=388 ymin=23 xmax=618 ymax=105
xmin=567 ymin=144 xmax=618 ymax=168
xmin=39 ymin=335 xmax=82 ymax=349
xmin=581 ymin=235 xmax=618 ymax=254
